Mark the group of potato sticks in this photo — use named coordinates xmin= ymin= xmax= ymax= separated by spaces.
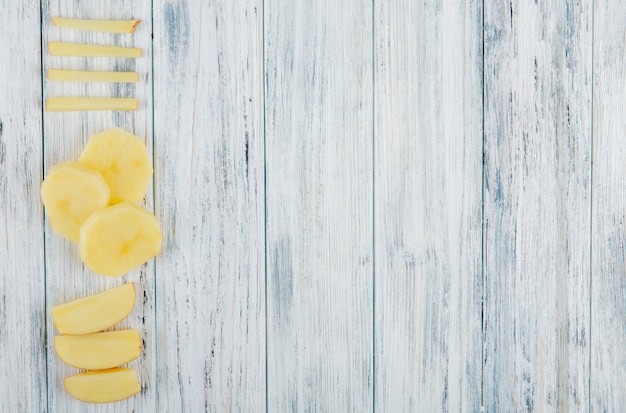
xmin=45 ymin=17 xmax=142 ymax=112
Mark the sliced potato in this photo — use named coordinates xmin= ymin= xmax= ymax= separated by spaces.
xmin=55 ymin=329 xmax=142 ymax=370
xmin=79 ymin=127 xmax=152 ymax=203
xmin=46 ymin=98 xmax=138 ymax=112
xmin=48 ymin=42 xmax=142 ymax=58
xmin=40 ymin=161 xmax=110 ymax=243
xmin=80 ymin=203 xmax=162 ymax=277
xmin=64 ymin=368 xmax=141 ymax=403
xmin=51 ymin=283 xmax=136 ymax=335
xmin=52 ymin=17 xmax=141 ymax=34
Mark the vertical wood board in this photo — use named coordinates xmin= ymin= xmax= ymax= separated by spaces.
xmin=153 ymin=0 xmax=266 ymax=411
xmin=374 ymin=0 xmax=483 ymax=411
xmin=0 ymin=2 xmax=47 ymax=412
xmin=42 ymin=1 xmax=155 ymax=411
xmin=265 ymin=0 xmax=374 ymax=411
xmin=483 ymin=0 xmax=592 ymax=410
xmin=591 ymin=1 xmax=626 ymax=410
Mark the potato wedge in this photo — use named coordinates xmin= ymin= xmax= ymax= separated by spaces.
xmin=47 ymin=69 xmax=138 ymax=83
xmin=52 ymin=17 xmax=141 ymax=34
xmin=64 ymin=368 xmax=141 ymax=403
xmin=51 ymin=283 xmax=135 ymax=335
xmin=46 ymin=98 xmax=138 ymax=112
xmin=55 ymin=329 xmax=142 ymax=370
xmin=48 ymin=42 xmax=142 ymax=58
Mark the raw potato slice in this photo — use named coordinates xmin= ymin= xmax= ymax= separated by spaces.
xmin=48 ymin=42 xmax=142 ymax=58
xmin=79 ymin=127 xmax=152 ymax=203
xmin=51 ymin=283 xmax=135 ymax=335
xmin=55 ymin=329 xmax=142 ymax=370
xmin=47 ymin=69 xmax=138 ymax=83
xmin=52 ymin=17 xmax=142 ymax=34
xmin=40 ymin=162 xmax=110 ymax=243
xmin=64 ymin=368 xmax=141 ymax=403
xmin=80 ymin=203 xmax=162 ymax=277
xmin=46 ymin=97 xmax=138 ymax=112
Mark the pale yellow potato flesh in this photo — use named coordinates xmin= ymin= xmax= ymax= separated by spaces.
xmin=46 ymin=98 xmax=138 ymax=112
xmin=78 ymin=127 xmax=152 ymax=203
xmin=80 ymin=203 xmax=162 ymax=277
xmin=64 ymin=368 xmax=141 ymax=403
xmin=47 ymin=69 xmax=138 ymax=83
xmin=52 ymin=17 xmax=141 ymax=33
xmin=48 ymin=42 xmax=142 ymax=58
xmin=55 ymin=329 xmax=142 ymax=370
xmin=40 ymin=161 xmax=110 ymax=243
xmin=51 ymin=283 xmax=136 ymax=335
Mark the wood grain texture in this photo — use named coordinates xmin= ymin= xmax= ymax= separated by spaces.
xmin=153 ymin=0 xmax=265 ymax=411
xmin=483 ymin=0 xmax=592 ymax=410
xmin=264 ymin=1 xmax=373 ymax=411
xmin=591 ymin=1 xmax=626 ymax=410
xmin=0 ymin=3 xmax=47 ymax=412
xmin=374 ymin=1 xmax=483 ymax=411
xmin=42 ymin=0 xmax=155 ymax=411
xmin=7 ymin=1 xmax=626 ymax=410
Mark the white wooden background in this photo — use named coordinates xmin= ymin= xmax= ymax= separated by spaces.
xmin=1 ymin=0 xmax=625 ymax=412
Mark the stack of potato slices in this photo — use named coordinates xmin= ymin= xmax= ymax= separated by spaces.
xmin=52 ymin=283 xmax=142 ymax=403
xmin=45 ymin=17 xmax=142 ymax=111
xmin=42 ymin=127 xmax=160 ymax=403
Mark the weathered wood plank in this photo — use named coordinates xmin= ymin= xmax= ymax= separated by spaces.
xmin=153 ymin=1 xmax=265 ymax=411
xmin=591 ymin=1 xmax=626 ymax=410
xmin=0 ymin=3 xmax=47 ymax=412
xmin=42 ymin=1 xmax=155 ymax=411
xmin=264 ymin=1 xmax=373 ymax=411
xmin=373 ymin=1 xmax=483 ymax=411
xmin=483 ymin=0 xmax=592 ymax=410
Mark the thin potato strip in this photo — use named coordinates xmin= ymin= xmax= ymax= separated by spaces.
xmin=48 ymin=42 xmax=142 ymax=58
xmin=46 ymin=98 xmax=138 ymax=112
xmin=52 ymin=17 xmax=141 ymax=33
xmin=47 ymin=69 xmax=138 ymax=83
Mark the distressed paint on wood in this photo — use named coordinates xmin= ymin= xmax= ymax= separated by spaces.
xmin=264 ymin=1 xmax=373 ymax=411
xmin=591 ymin=1 xmax=626 ymax=410
xmin=483 ymin=0 xmax=592 ymax=410
xmin=6 ymin=1 xmax=626 ymax=410
xmin=153 ymin=0 xmax=266 ymax=411
xmin=0 ymin=3 xmax=47 ymax=412
xmin=374 ymin=0 xmax=483 ymax=411
xmin=42 ymin=0 xmax=155 ymax=411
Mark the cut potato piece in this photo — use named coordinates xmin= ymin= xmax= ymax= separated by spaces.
xmin=80 ymin=203 xmax=161 ymax=277
xmin=46 ymin=97 xmax=138 ymax=112
xmin=41 ymin=161 xmax=110 ymax=243
xmin=47 ymin=69 xmax=138 ymax=83
xmin=52 ymin=17 xmax=142 ymax=34
xmin=51 ymin=283 xmax=135 ymax=335
xmin=48 ymin=42 xmax=142 ymax=58
xmin=64 ymin=368 xmax=141 ymax=403
xmin=55 ymin=329 xmax=142 ymax=370
xmin=79 ymin=127 xmax=152 ymax=203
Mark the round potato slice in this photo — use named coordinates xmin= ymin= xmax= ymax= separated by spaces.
xmin=41 ymin=161 xmax=110 ymax=243
xmin=80 ymin=202 xmax=162 ymax=277
xmin=79 ymin=127 xmax=152 ymax=204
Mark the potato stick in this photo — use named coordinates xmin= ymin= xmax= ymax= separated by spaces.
xmin=52 ymin=17 xmax=141 ymax=33
xmin=46 ymin=98 xmax=138 ymax=112
xmin=49 ymin=42 xmax=142 ymax=58
xmin=47 ymin=69 xmax=138 ymax=83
